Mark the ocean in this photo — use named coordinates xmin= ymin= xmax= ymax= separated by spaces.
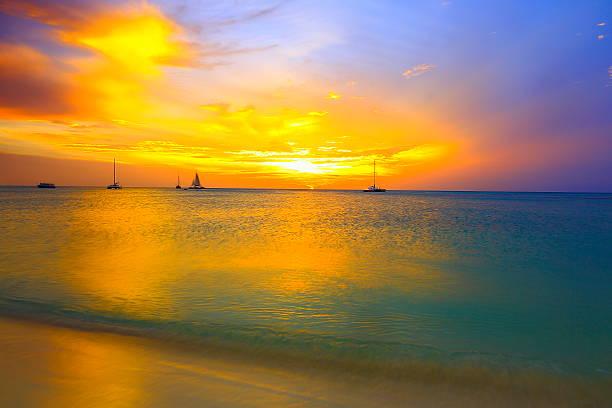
xmin=0 ymin=187 xmax=610 ymax=405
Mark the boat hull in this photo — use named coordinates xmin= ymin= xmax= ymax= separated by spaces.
xmin=37 ymin=183 xmax=55 ymax=188
xmin=363 ymin=189 xmax=386 ymax=192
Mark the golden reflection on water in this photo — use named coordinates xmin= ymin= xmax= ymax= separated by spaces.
xmin=226 ymin=191 xmax=454 ymax=298
xmin=3 ymin=187 xmax=612 ymax=408
xmin=44 ymin=189 xmax=456 ymax=325
xmin=58 ymin=189 xmax=185 ymax=319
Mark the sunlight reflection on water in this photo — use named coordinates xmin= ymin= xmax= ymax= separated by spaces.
xmin=0 ymin=187 xmax=611 ymax=374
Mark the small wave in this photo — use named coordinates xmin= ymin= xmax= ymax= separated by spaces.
xmin=1 ymin=295 xmax=610 ymax=403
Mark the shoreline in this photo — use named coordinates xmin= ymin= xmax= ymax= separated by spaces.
xmin=1 ymin=315 xmax=609 ymax=407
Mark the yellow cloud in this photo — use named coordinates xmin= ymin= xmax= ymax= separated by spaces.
xmin=260 ymin=159 xmax=348 ymax=174
xmin=226 ymin=149 xmax=311 ymax=157
xmin=392 ymin=144 xmax=448 ymax=162
xmin=199 ymin=103 xmax=230 ymax=112
xmin=61 ymin=3 xmax=196 ymax=73
xmin=111 ymin=119 xmax=145 ymax=127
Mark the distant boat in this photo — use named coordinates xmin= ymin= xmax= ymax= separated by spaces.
xmin=363 ymin=160 xmax=386 ymax=192
xmin=175 ymin=174 xmax=181 ymax=189
xmin=107 ymin=158 xmax=122 ymax=189
xmin=186 ymin=172 xmax=205 ymax=190
xmin=37 ymin=182 xmax=55 ymax=188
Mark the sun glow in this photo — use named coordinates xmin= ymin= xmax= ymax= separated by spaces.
xmin=0 ymin=0 xmax=468 ymax=189
xmin=261 ymin=159 xmax=347 ymax=174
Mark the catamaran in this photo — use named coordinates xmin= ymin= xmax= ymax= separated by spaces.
xmin=363 ymin=160 xmax=386 ymax=192
xmin=107 ymin=158 xmax=122 ymax=189
xmin=186 ymin=172 xmax=205 ymax=190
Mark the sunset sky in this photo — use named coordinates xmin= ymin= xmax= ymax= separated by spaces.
xmin=0 ymin=0 xmax=610 ymax=190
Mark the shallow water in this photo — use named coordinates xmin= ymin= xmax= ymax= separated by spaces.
xmin=0 ymin=187 xmax=611 ymax=383
xmin=5 ymin=316 xmax=607 ymax=408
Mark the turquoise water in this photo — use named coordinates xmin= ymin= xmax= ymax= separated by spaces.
xmin=0 ymin=187 xmax=611 ymax=381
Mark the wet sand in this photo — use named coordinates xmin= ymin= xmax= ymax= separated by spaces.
xmin=1 ymin=316 xmax=608 ymax=408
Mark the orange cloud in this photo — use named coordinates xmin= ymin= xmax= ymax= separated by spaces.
xmin=0 ymin=43 xmax=71 ymax=116
xmin=0 ymin=1 xmax=199 ymax=120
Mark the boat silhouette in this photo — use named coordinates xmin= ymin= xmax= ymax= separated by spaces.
xmin=37 ymin=182 xmax=55 ymax=188
xmin=185 ymin=172 xmax=205 ymax=190
xmin=363 ymin=160 xmax=386 ymax=192
xmin=107 ymin=158 xmax=122 ymax=189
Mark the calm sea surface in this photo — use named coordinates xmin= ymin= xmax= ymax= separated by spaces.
xmin=1 ymin=187 xmax=611 ymax=379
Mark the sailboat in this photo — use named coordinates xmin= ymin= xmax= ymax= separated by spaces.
xmin=186 ymin=172 xmax=205 ymax=190
xmin=107 ymin=158 xmax=122 ymax=189
xmin=363 ymin=160 xmax=386 ymax=192
xmin=175 ymin=174 xmax=181 ymax=189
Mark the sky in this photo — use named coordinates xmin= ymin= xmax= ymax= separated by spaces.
xmin=0 ymin=0 xmax=610 ymax=191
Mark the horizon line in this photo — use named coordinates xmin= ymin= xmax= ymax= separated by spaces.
xmin=1 ymin=185 xmax=611 ymax=194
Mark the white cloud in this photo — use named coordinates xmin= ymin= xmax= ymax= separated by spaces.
xmin=402 ymin=64 xmax=436 ymax=79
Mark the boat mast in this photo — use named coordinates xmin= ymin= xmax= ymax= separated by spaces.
xmin=373 ymin=160 xmax=376 ymax=189
xmin=113 ymin=158 xmax=116 ymax=185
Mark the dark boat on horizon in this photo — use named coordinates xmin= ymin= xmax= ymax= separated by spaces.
xmin=185 ymin=172 xmax=205 ymax=190
xmin=363 ymin=160 xmax=386 ymax=192
xmin=37 ymin=183 xmax=56 ymax=188
xmin=107 ymin=158 xmax=122 ymax=189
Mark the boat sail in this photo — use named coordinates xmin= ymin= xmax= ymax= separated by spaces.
xmin=107 ymin=158 xmax=122 ymax=189
xmin=187 ymin=172 xmax=205 ymax=190
xmin=175 ymin=174 xmax=181 ymax=189
xmin=363 ymin=160 xmax=386 ymax=192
